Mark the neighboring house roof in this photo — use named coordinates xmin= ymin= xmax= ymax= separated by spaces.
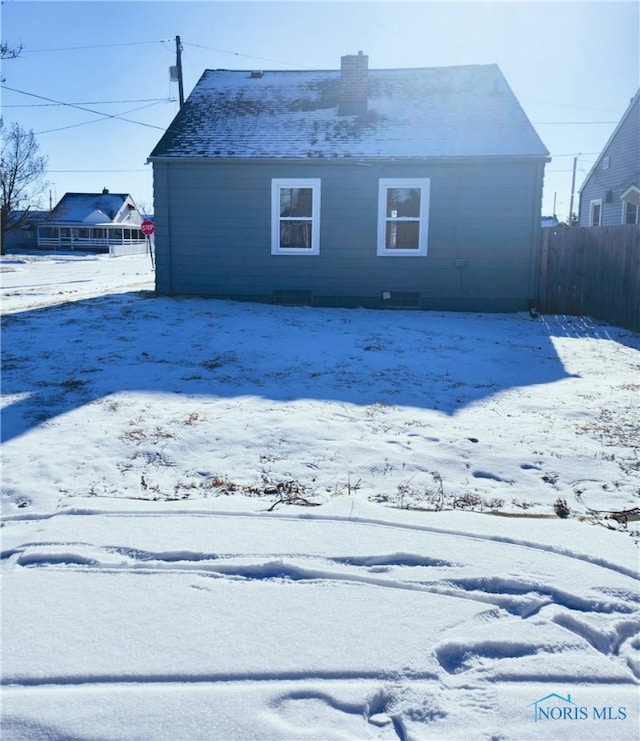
xmin=150 ymin=63 xmax=549 ymax=161
xmin=8 ymin=210 xmax=50 ymax=225
xmin=578 ymin=89 xmax=640 ymax=193
xmin=47 ymin=192 xmax=142 ymax=225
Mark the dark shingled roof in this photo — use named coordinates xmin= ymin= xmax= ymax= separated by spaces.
xmin=149 ymin=64 xmax=548 ymax=161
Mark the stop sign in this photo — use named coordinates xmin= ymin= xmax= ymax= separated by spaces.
xmin=141 ymin=219 xmax=155 ymax=236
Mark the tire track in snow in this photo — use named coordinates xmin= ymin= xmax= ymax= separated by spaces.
xmin=4 ymin=510 xmax=638 ymax=690
xmin=1 ymin=669 xmax=440 ymax=690
xmin=5 ymin=506 xmax=638 ymax=580
xmin=7 ymin=541 xmax=638 ymax=655
xmin=8 ymin=542 xmax=635 ymax=617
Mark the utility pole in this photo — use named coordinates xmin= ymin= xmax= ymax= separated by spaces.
xmin=568 ymin=155 xmax=578 ymax=227
xmin=175 ymin=35 xmax=184 ymax=108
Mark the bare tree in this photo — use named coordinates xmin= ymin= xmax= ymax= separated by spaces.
xmin=1 ymin=41 xmax=23 ymax=82
xmin=0 ymin=118 xmax=48 ymax=254
xmin=1 ymin=41 xmax=23 ymax=59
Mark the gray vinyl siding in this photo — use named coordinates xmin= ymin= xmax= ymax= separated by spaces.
xmin=578 ymin=95 xmax=640 ymax=226
xmin=153 ymin=158 xmax=544 ymax=311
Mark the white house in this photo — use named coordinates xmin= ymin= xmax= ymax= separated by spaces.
xmin=37 ymin=189 xmax=148 ymax=256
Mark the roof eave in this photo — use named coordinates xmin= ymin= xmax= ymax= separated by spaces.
xmin=148 ymin=153 xmax=550 ymax=165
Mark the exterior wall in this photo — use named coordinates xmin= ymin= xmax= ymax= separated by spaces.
xmin=4 ymin=212 xmax=46 ymax=249
xmin=4 ymin=224 xmax=39 ymax=250
xmin=578 ymin=95 xmax=640 ymax=226
xmin=153 ymin=158 xmax=545 ymax=312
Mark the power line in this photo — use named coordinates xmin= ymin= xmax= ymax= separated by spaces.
xmin=0 ymin=77 xmax=258 ymax=151
xmin=20 ymin=40 xmax=172 ymax=53
xmin=0 ymin=84 xmax=169 ymax=132
xmin=15 ymin=36 xmax=304 ymax=69
xmin=183 ymin=42 xmax=310 ymax=69
xmin=522 ymin=99 xmax=626 ymax=114
xmin=4 ymin=97 xmax=173 ymax=108
xmin=36 ymin=101 xmax=168 ymax=134
xmin=0 ymin=79 xmax=264 ymax=153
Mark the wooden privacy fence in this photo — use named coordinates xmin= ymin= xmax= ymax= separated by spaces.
xmin=538 ymin=225 xmax=640 ymax=332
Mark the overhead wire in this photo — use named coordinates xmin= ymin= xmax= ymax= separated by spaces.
xmin=20 ymin=40 xmax=173 ymax=53
xmin=36 ymin=100 xmax=169 ymax=134
xmin=521 ymin=99 xmax=629 ymax=115
xmin=0 ymin=84 xmax=170 ymax=132
xmin=4 ymin=97 xmax=173 ymax=108
xmin=0 ymin=82 xmax=262 ymax=152
xmin=183 ymin=41 xmax=311 ymax=69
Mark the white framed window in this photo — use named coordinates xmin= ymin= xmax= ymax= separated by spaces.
xmin=602 ymin=156 xmax=610 ymax=170
xmin=377 ymin=179 xmax=430 ymax=256
xmin=589 ymin=199 xmax=602 ymax=226
xmin=271 ymin=179 xmax=321 ymax=255
xmin=621 ymin=185 xmax=640 ymax=224
xmin=623 ymin=201 xmax=639 ymax=224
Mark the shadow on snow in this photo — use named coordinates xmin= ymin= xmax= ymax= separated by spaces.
xmin=2 ymin=291 xmax=626 ymax=444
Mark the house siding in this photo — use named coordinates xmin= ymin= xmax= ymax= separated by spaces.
xmin=578 ymin=94 xmax=640 ymax=226
xmin=153 ymin=159 xmax=543 ymax=311
xmin=4 ymin=214 xmax=43 ymax=250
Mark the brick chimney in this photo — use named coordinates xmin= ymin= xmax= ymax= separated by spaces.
xmin=339 ymin=51 xmax=368 ymax=116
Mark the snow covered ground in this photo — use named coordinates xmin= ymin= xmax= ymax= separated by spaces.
xmin=1 ymin=251 xmax=639 ymax=740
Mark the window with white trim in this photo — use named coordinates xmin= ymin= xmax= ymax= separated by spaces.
xmin=589 ymin=199 xmax=602 ymax=226
xmin=621 ymin=185 xmax=640 ymax=224
xmin=624 ymin=201 xmax=639 ymax=224
xmin=271 ymin=179 xmax=321 ymax=255
xmin=377 ymin=179 xmax=430 ymax=256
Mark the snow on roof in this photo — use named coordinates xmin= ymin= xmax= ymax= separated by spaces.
xmin=150 ymin=64 xmax=549 ymax=160
xmin=48 ymin=193 xmax=132 ymax=224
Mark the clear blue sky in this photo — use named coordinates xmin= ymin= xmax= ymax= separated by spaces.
xmin=2 ymin=0 xmax=638 ymax=219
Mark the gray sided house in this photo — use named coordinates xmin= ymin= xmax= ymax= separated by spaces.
xmin=38 ymin=190 xmax=147 ymax=256
xmin=149 ymin=53 xmax=549 ymax=311
xmin=578 ymin=89 xmax=640 ymax=227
